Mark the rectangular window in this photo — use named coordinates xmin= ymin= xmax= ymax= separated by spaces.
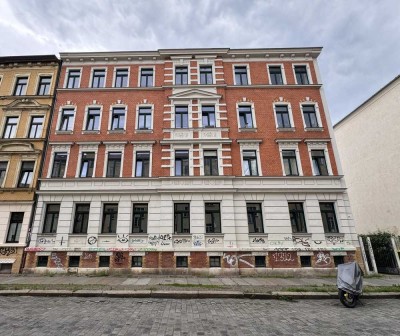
xmin=255 ymin=256 xmax=266 ymax=268
xmin=91 ymin=69 xmax=106 ymax=88
xmin=175 ymin=106 xmax=188 ymax=128
xmin=209 ymin=256 xmax=221 ymax=267
xmin=204 ymin=150 xmax=218 ymax=176
xmin=138 ymin=107 xmax=152 ymax=130
xmin=0 ymin=161 xmax=8 ymax=186
xmin=303 ymin=105 xmax=319 ymax=128
xmin=275 ymin=105 xmax=291 ymax=128
xmin=269 ymin=66 xmax=283 ymax=85
xmin=85 ymin=108 xmax=100 ymax=131
xmin=294 ymin=65 xmax=310 ymax=85
xmin=102 ymin=203 xmax=118 ymax=233
xmin=140 ymin=68 xmax=153 ymax=87
xmin=99 ymin=256 xmax=110 ymax=267
xmin=300 ymin=256 xmax=311 ymax=267
xmin=66 ymin=69 xmax=81 ymax=89
xmin=132 ymin=204 xmax=148 ymax=233
xmin=73 ymin=204 xmax=90 ymax=234
xmin=6 ymin=212 xmax=24 ymax=243
xmin=18 ymin=161 xmax=34 ymax=188
xmin=135 ymin=151 xmax=150 ymax=177
xmin=199 ymin=65 xmax=213 ymax=84
xmin=111 ymin=107 xmax=125 ymax=130
xmin=175 ymin=66 xmax=188 ymax=85
xmin=51 ymin=152 xmax=67 ymax=178
xmin=13 ymin=77 xmax=28 ymax=95
xmin=247 ymin=203 xmax=264 ymax=233
xmin=37 ymin=256 xmax=48 ymax=267
xmin=174 ymin=203 xmax=190 ymax=234
xmin=205 ymin=203 xmax=221 ymax=233
xmin=311 ymin=150 xmax=329 ymax=176
xmin=243 ymin=150 xmax=258 ymax=176
xmin=289 ymin=203 xmax=307 ymax=233
xmin=132 ymin=256 xmax=142 ymax=267
xmin=238 ymin=105 xmax=253 ymax=128
xmin=37 ymin=76 xmax=52 ymax=95
xmin=176 ymin=256 xmax=188 ymax=268
xmin=114 ymin=68 xmax=128 ymax=88
xmin=43 ymin=204 xmax=60 ymax=233
xmin=28 ymin=116 xmax=44 ymax=138
xmin=106 ymin=152 xmax=121 ymax=177
xmin=69 ymin=256 xmax=80 ymax=267
xmin=2 ymin=116 xmax=18 ymax=138
xmin=320 ymin=203 xmax=339 ymax=233
xmin=202 ymin=106 xmax=216 ymax=127
xmin=234 ymin=66 xmax=249 ymax=85
xmin=282 ymin=150 xmax=299 ymax=176
xmin=59 ymin=108 xmax=75 ymax=131
xmin=175 ymin=150 xmax=189 ymax=176
xmin=79 ymin=152 xmax=95 ymax=178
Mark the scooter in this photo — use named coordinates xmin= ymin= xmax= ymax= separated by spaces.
xmin=337 ymin=261 xmax=363 ymax=308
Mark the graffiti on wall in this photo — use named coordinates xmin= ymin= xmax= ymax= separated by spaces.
xmin=114 ymin=252 xmax=125 ymax=264
xmin=316 ymin=252 xmax=331 ymax=265
xmin=87 ymin=236 xmax=97 ymax=245
xmin=271 ymin=252 xmax=295 ymax=263
xmin=117 ymin=234 xmax=129 ymax=243
xmin=326 ymin=236 xmax=344 ymax=245
xmin=0 ymin=247 xmax=16 ymax=256
xmin=193 ymin=234 xmax=204 ymax=247
xmin=51 ymin=253 xmax=63 ymax=268
xmin=292 ymin=236 xmax=311 ymax=247
xmin=223 ymin=253 xmax=254 ymax=268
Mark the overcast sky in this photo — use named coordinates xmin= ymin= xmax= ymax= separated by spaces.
xmin=0 ymin=0 xmax=399 ymax=123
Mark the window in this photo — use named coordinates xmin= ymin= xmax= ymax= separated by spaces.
xmin=238 ymin=105 xmax=253 ymax=128
xmin=28 ymin=116 xmax=44 ymax=138
xmin=275 ymin=105 xmax=291 ymax=128
xmin=294 ymin=65 xmax=310 ymax=85
xmin=114 ymin=69 xmax=128 ymax=88
xmin=176 ymin=256 xmax=188 ymax=268
xmin=302 ymin=105 xmax=319 ymax=128
xmin=110 ymin=107 xmax=125 ymax=130
xmin=6 ymin=212 xmax=24 ymax=243
xmin=209 ymin=256 xmax=221 ymax=267
xmin=132 ymin=204 xmax=148 ymax=233
xmin=59 ymin=108 xmax=75 ymax=131
xmin=73 ymin=204 xmax=90 ymax=234
xmin=175 ymin=66 xmax=188 ymax=85
xmin=234 ymin=66 xmax=248 ymax=85
xmin=202 ymin=106 xmax=216 ymax=127
xmin=255 ymin=256 xmax=266 ymax=268
xmin=79 ymin=152 xmax=95 ymax=178
xmin=2 ymin=116 xmax=18 ymax=138
xmin=175 ymin=150 xmax=189 ymax=176
xmin=300 ymin=256 xmax=311 ymax=267
xmin=69 ymin=256 xmax=80 ymax=267
xmin=311 ymin=150 xmax=329 ymax=176
xmin=106 ymin=152 xmax=121 ymax=177
xmin=282 ymin=150 xmax=299 ymax=176
xmin=320 ymin=203 xmax=339 ymax=233
xmin=85 ymin=108 xmax=100 ymax=131
xmin=204 ymin=150 xmax=218 ymax=176
xmin=18 ymin=161 xmax=34 ymax=188
xmin=0 ymin=161 xmax=8 ymax=186
xmin=91 ymin=69 xmax=106 ymax=88
xmin=289 ymin=203 xmax=307 ymax=233
xmin=37 ymin=76 xmax=51 ymax=95
xmin=140 ymin=68 xmax=153 ymax=87
xmin=37 ymin=256 xmax=48 ymax=267
xmin=174 ymin=203 xmax=190 ymax=234
xmin=138 ymin=107 xmax=152 ymax=130
xmin=242 ymin=150 xmax=258 ymax=176
xmin=205 ymin=203 xmax=221 ymax=233
xmin=51 ymin=153 xmax=67 ymax=178
xmin=334 ymin=256 xmax=345 ymax=267
xmin=132 ymin=256 xmax=142 ymax=267
xmin=13 ymin=77 xmax=28 ymax=95
xmin=247 ymin=203 xmax=264 ymax=233
xmin=175 ymin=106 xmax=188 ymax=128
xmin=66 ymin=69 xmax=81 ymax=89
xmin=135 ymin=151 xmax=150 ymax=177
xmin=99 ymin=256 xmax=110 ymax=267
xmin=102 ymin=203 xmax=118 ymax=233
xmin=269 ymin=66 xmax=283 ymax=85
xmin=199 ymin=65 xmax=213 ymax=84
xmin=43 ymin=204 xmax=60 ymax=233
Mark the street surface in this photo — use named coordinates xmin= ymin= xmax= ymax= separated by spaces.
xmin=0 ymin=297 xmax=399 ymax=336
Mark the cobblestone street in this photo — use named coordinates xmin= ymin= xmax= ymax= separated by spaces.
xmin=0 ymin=297 xmax=399 ymax=336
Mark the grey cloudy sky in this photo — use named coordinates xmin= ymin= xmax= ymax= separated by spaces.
xmin=1 ymin=0 xmax=399 ymax=123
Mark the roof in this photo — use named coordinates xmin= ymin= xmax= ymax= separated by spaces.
xmin=0 ymin=54 xmax=59 ymax=65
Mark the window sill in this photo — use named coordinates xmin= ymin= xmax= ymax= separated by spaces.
xmin=239 ymin=127 xmax=257 ymax=132
xmin=205 ymin=233 xmax=224 ymax=236
xmin=55 ymin=130 xmax=73 ymax=135
xmin=277 ymin=127 xmax=295 ymax=132
xmin=82 ymin=130 xmax=100 ymax=134
xmin=107 ymin=130 xmax=125 ymax=134
xmin=248 ymin=233 xmax=268 ymax=236
xmin=305 ymin=127 xmax=324 ymax=132
xmin=135 ymin=129 xmax=153 ymax=134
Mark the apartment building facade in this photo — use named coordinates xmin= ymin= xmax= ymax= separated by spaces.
xmin=24 ymin=48 xmax=360 ymax=274
xmin=0 ymin=55 xmax=59 ymax=273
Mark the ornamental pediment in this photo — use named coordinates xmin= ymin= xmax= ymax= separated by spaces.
xmin=3 ymin=98 xmax=50 ymax=111
xmin=169 ymin=88 xmax=222 ymax=100
xmin=0 ymin=142 xmax=37 ymax=153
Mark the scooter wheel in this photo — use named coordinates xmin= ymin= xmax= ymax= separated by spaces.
xmin=339 ymin=289 xmax=358 ymax=308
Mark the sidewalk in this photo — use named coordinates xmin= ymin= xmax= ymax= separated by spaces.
xmin=1 ymin=274 xmax=399 ymax=299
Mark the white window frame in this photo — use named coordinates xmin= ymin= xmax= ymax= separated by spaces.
xmin=56 ymin=104 xmax=76 ymax=132
xmin=25 ymin=113 xmax=45 ymax=138
xmin=82 ymin=104 xmax=103 ymax=132
xmin=233 ymin=64 xmax=251 ymax=85
xmin=133 ymin=144 xmax=153 ymax=177
xmin=278 ymin=141 xmax=303 ymax=176
xmin=47 ymin=144 xmax=72 ymax=178
xmin=103 ymin=143 xmax=125 ymax=178
xmin=300 ymin=102 xmax=323 ymax=129
xmin=200 ymin=146 xmax=222 ymax=176
xmin=307 ymin=142 xmax=333 ymax=176
xmin=171 ymin=144 xmax=193 ymax=177
xmin=35 ymin=73 xmax=54 ymax=96
xmin=236 ymin=102 xmax=256 ymax=129
xmin=14 ymin=156 xmax=38 ymax=188
xmin=113 ymin=66 xmax=130 ymax=88
xmin=11 ymin=74 xmax=30 ymax=96
xmin=267 ymin=64 xmax=287 ymax=85
xmin=138 ymin=66 xmax=155 ymax=87
xmin=0 ymin=158 xmax=10 ymax=188
xmin=89 ymin=67 xmax=107 ymax=88
xmin=173 ymin=64 xmax=190 ymax=85
xmin=197 ymin=62 xmax=215 ymax=85
xmin=108 ymin=104 xmax=127 ymax=131
xmin=273 ymin=102 xmax=295 ymax=129
xmin=1 ymin=114 xmax=20 ymax=139
xmin=199 ymin=103 xmax=219 ymax=128
xmin=172 ymin=101 xmax=192 ymax=129
xmin=135 ymin=104 xmax=154 ymax=130
xmin=292 ymin=63 xmax=313 ymax=85
xmin=239 ymin=142 xmax=262 ymax=177
xmin=75 ymin=144 xmax=99 ymax=178
xmin=64 ymin=68 xmax=82 ymax=89
xmin=0 ymin=75 xmax=3 ymax=88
